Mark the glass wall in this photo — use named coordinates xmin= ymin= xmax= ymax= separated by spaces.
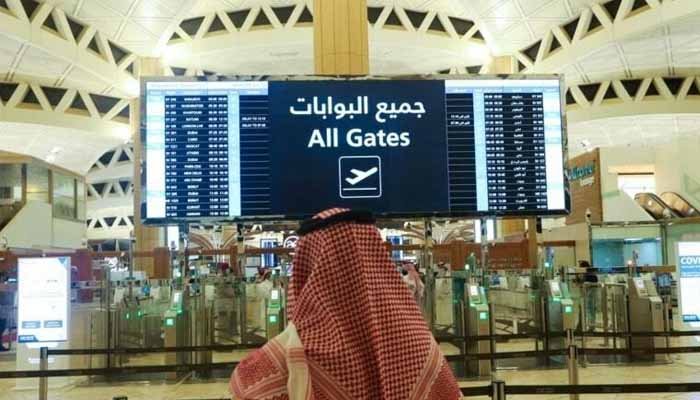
xmin=76 ymin=180 xmax=86 ymax=220
xmin=0 ymin=164 xmax=22 ymax=205
xmin=53 ymin=172 xmax=76 ymax=219
xmin=26 ymin=163 xmax=50 ymax=203
xmin=617 ymin=174 xmax=655 ymax=199
xmin=666 ymin=222 xmax=700 ymax=264
xmin=592 ymin=225 xmax=663 ymax=269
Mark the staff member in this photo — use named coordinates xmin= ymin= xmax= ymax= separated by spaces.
xmin=230 ymin=209 xmax=461 ymax=400
xmin=580 ymin=260 xmax=599 ymax=331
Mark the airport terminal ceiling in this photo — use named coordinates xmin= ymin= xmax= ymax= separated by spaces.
xmin=0 ymin=0 xmax=699 ymax=171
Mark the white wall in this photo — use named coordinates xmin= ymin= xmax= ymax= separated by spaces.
xmin=589 ymin=140 xmax=700 ymax=222
xmin=655 ymin=137 xmax=700 ymax=209
xmin=598 ymin=147 xmax=656 ymax=222
xmin=540 ymin=222 xmax=590 ymax=262
xmin=1 ymin=201 xmax=52 ymax=249
xmin=0 ymin=201 xmax=86 ymax=250
xmin=52 ymin=219 xmax=86 ymax=249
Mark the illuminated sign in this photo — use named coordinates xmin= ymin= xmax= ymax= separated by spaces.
xmin=17 ymin=257 xmax=70 ymax=343
xmin=569 ymin=164 xmax=595 ymax=181
xmin=142 ymin=77 xmax=569 ymax=222
xmin=678 ymin=242 xmax=700 ymax=324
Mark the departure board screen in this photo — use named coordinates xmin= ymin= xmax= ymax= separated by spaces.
xmin=141 ymin=76 xmax=569 ymax=223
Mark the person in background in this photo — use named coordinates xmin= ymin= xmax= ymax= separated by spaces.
xmin=217 ymin=262 xmax=231 ymax=276
xmin=0 ymin=271 xmax=9 ymax=351
xmin=434 ymin=262 xmax=454 ymax=331
xmin=249 ymin=268 xmax=273 ymax=335
xmin=402 ymin=262 xmax=425 ymax=306
xmin=230 ymin=209 xmax=461 ymax=400
xmin=580 ymin=260 xmax=599 ymax=331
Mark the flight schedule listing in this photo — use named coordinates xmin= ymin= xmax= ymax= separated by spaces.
xmin=142 ymin=78 xmax=568 ymax=223
xmin=484 ymin=92 xmax=548 ymax=212
xmin=163 ymin=94 xmax=230 ymax=218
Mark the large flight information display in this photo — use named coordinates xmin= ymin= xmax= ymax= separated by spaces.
xmin=142 ymin=77 xmax=569 ymax=223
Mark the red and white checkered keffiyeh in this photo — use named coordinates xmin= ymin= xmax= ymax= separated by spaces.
xmin=231 ymin=208 xmax=461 ymax=400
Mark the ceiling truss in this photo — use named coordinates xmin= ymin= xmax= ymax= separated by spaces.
xmin=514 ymin=0 xmax=700 ymax=74
xmin=0 ymin=0 xmax=139 ymax=96
xmin=0 ymin=78 xmax=129 ymax=134
xmin=565 ymin=74 xmax=700 ymax=123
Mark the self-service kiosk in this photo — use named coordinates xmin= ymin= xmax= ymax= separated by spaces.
xmin=266 ymin=288 xmax=284 ymax=339
xmin=546 ymin=280 xmax=576 ymax=332
xmin=164 ymin=290 xmax=185 ymax=374
xmin=545 ymin=280 xmax=576 ymax=359
xmin=466 ymin=284 xmax=491 ymax=376
xmin=628 ymin=277 xmax=665 ymax=361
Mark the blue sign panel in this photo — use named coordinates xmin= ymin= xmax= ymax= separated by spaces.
xmin=678 ymin=247 xmax=700 ymax=323
xmin=141 ymin=77 xmax=569 ymax=223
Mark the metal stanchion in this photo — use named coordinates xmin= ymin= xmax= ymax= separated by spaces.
xmin=39 ymin=346 xmax=48 ymax=400
xmin=579 ymin=302 xmax=587 ymax=367
xmin=489 ymin=302 xmax=496 ymax=373
xmin=461 ymin=299 xmax=469 ymax=377
xmin=566 ymin=329 xmax=579 ymax=400
xmin=492 ymin=379 xmax=506 ymax=400
xmin=663 ymin=296 xmax=671 ymax=359
xmin=540 ymin=296 xmax=549 ymax=366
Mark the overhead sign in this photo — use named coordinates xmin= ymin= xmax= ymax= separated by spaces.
xmin=141 ymin=76 xmax=569 ymax=223
xmin=678 ymin=242 xmax=700 ymax=324
xmin=17 ymin=257 xmax=70 ymax=343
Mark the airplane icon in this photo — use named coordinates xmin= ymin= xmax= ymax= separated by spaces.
xmin=345 ymin=167 xmax=378 ymax=185
xmin=338 ymin=156 xmax=382 ymax=199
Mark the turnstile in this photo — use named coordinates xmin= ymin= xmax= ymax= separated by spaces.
xmin=266 ymin=288 xmax=284 ymax=339
xmin=545 ymin=280 xmax=576 ymax=360
xmin=163 ymin=288 xmax=214 ymax=378
xmin=466 ymin=284 xmax=491 ymax=377
xmin=628 ymin=277 xmax=666 ymax=362
xmin=546 ymin=280 xmax=576 ymax=332
xmin=164 ymin=290 xmax=186 ymax=375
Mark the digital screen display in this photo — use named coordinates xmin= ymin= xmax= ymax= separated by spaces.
xmin=141 ymin=76 xmax=569 ymax=223
xmin=469 ymin=285 xmax=479 ymax=297
xmin=171 ymin=291 xmax=182 ymax=308
xmin=17 ymin=257 xmax=70 ymax=343
xmin=549 ymin=281 xmax=562 ymax=298
xmin=677 ymin=242 xmax=700 ymax=324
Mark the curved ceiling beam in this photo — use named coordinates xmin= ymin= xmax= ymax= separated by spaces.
xmin=565 ymin=75 xmax=700 ymax=123
xmin=0 ymin=79 xmax=129 ymax=137
xmin=163 ymin=3 xmax=489 ymax=73
xmin=515 ymin=0 xmax=700 ymax=75
xmin=86 ymin=144 xmax=134 ymax=241
xmin=0 ymin=0 xmax=139 ymax=96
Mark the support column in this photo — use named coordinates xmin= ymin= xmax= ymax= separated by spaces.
xmin=132 ymin=57 xmax=166 ymax=277
xmin=314 ymin=0 xmax=369 ymax=75
xmin=486 ymin=56 xmax=517 ymax=74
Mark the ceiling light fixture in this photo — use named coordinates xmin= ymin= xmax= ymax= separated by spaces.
xmin=116 ymin=126 xmax=132 ymax=143
xmin=467 ymin=43 xmax=492 ymax=63
xmin=125 ymin=78 xmax=140 ymax=97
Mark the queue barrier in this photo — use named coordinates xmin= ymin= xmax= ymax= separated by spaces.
xmin=461 ymin=382 xmax=700 ymax=398
xmin=45 ymin=343 xmax=262 ymax=356
xmin=4 ymin=331 xmax=700 ymax=399
xmin=0 ymin=362 xmax=239 ymax=379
